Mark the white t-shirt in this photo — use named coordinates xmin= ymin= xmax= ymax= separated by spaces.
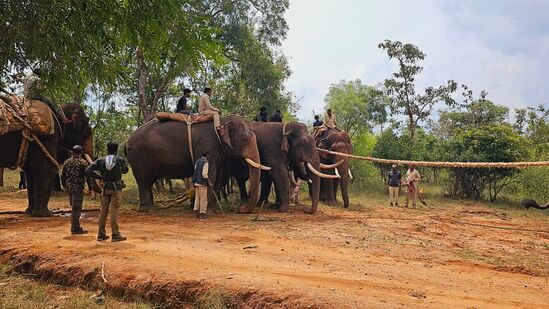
xmin=406 ymin=169 xmax=421 ymax=183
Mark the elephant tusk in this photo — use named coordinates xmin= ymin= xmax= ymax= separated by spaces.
xmin=83 ymin=153 xmax=94 ymax=164
xmin=348 ymin=169 xmax=353 ymax=180
xmin=306 ymin=162 xmax=340 ymax=179
xmin=245 ymin=158 xmax=271 ymax=171
xmin=335 ymin=167 xmax=341 ymax=178
xmin=319 ymin=160 xmax=345 ymax=169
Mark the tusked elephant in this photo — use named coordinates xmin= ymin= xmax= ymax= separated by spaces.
xmin=125 ymin=115 xmax=268 ymax=211
xmin=236 ymin=122 xmax=338 ymax=214
xmin=0 ymin=101 xmax=94 ymax=216
xmin=317 ymin=129 xmax=353 ymax=208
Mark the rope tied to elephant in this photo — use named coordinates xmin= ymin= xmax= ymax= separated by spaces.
xmin=316 ymin=148 xmax=549 ymax=169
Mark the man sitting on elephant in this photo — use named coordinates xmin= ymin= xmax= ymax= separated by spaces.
xmin=199 ymin=87 xmax=223 ymax=136
xmin=15 ymin=69 xmax=71 ymax=123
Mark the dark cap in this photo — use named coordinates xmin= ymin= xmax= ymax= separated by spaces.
xmin=72 ymin=145 xmax=83 ymax=154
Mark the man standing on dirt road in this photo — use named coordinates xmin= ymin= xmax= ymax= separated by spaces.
xmin=388 ymin=164 xmax=401 ymax=207
xmin=404 ymin=164 xmax=421 ymax=209
xmin=193 ymin=152 xmax=211 ymax=219
xmin=86 ymin=142 xmax=129 ymax=242
xmin=61 ymin=145 xmax=89 ymax=235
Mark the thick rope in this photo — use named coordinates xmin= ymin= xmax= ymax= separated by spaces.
xmin=317 ymin=148 xmax=549 ymax=169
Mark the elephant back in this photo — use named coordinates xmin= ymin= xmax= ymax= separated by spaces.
xmin=0 ymin=96 xmax=54 ymax=136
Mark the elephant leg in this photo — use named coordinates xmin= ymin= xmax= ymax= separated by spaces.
xmin=207 ymin=167 xmax=219 ymax=213
xmin=325 ymin=178 xmax=335 ymax=205
xmin=30 ymin=168 xmax=54 ymax=217
xmin=237 ymin=178 xmax=249 ymax=201
xmin=271 ymin=165 xmax=290 ymax=212
xmin=137 ymin=179 xmax=155 ymax=211
xmin=25 ymin=171 xmax=35 ymax=215
xmin=259 ymin=172 xmax=272 ymax=205
xmin=52 ymin=173 xmax=62 ymax=192
xmin=333 ymin=179 xmax=340 ymax=202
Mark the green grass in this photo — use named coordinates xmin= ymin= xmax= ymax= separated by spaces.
xmin=0 ymin=263 xmax=155 ymax=309
xmin=194 ymin=288 xmax=228 ymax=309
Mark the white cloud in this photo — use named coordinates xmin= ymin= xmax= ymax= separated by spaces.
xmin=282 ymin=0 xmax=549 ymax=121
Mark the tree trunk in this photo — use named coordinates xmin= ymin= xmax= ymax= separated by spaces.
xmin=136 ymin=47 xmax=152 ymax=121
xmin=0 ymin=168 xmax=4 ymax=187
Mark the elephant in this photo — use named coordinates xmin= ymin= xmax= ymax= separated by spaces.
xmin=125 ymin=115 xmax=268 ymax=211
xmin=53 ymin=104 xmax=98 ymax=192
xmin=236 ymin=121 xmax=339 ymax=214
xmin=0 ymin=101 xmax=94 ymax=216
xmin=521 ymin=199 xmax=549 ymax=210
xmin=317 ymin=129 xmax=353 ymax=208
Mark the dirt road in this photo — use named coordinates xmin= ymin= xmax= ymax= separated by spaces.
xmin=0 ymin=192 xmax=547 ymax=308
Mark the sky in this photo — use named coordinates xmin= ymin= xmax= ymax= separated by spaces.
xmin=281 ymin=0 xmax=549 ymax=121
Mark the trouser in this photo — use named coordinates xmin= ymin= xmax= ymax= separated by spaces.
xmin=405 ymin=184 xmax=417 ymax=207
xmin=200 ymin=110 xmax=221 ymax=128
xmin=69 ymin=190 xmax=84 ymax=230
xmin=193 ymin=185 xmax=208 ymax=214
xmin=30 ymin=94 xmax=68 ymax=121
xmin=98 ymin=189 xmax=121 ymax=236
xmin=388 ymin=186 xmax=399 ymax=204
xmin=18 ymin=171 xmax=26 ymax=189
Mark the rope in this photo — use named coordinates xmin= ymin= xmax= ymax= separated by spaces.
xmin=317 ymin=148 xmax=549 ymax=169
xmin=13 ymin=129 xmax=31 ymax=169
xmin=3 ymin=98 xmax=62 ymax=171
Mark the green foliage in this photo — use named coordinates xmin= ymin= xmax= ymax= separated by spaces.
xmin=350 ymin=132 xmax=381 ymax=191
xmin=324 ymin=79 xmax=388 ymax=137
xmin=378 ymin=40 xmax=458 ymax=139
xmin=442 ymin=125 xmax=528 ymax=201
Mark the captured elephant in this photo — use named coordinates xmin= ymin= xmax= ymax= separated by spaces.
xmin=237 ymin=122 xmax=339 ymax=214
xmin=0 ymin=100 xmax=93 ymax=216
xmin=317 ymin=129 xmax=353 ymax=208
xmin=126 ymin=115 xmax=268 ymax=211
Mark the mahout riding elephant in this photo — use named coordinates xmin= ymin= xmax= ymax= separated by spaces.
xmin=126 ymin=115 xmax=268 ymax=211
xmin=235 ymin=121 xmax=339 ymax=214
xmin=317 ymin=129 xmax=353 ymax=208
xmin=0 ymin=101 xmax=94 ymax=216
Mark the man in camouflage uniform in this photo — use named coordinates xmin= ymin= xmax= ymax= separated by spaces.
xmin=86 ymin=142 xmax=129 ymax=242
xmin=61 ymin=145 xmax=89 ymax=234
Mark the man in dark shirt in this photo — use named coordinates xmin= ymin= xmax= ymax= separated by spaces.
xmin=269 ymin=109 xmax=283 ymax=122
xmin=61 ymin=145 xmax=89 ymax=234
xmin=86 ymin=142 xmax=129 ymax=242
xmin=313 ymin=115 xmax=324 ymax=127
xmin=388 ymin=164 xmax=401 ymax=206
xmin=253 ymin=106 xmax=269 ymax=122
xmin=193 ymin=152 xmax=211 ymax=219
xmin=176 ymin=88 xmax=192 ymax=114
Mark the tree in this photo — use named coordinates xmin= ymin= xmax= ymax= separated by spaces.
xmin=378 ymin=40 xmax=457 ymax=140
xmin=324 ymin=79 xmax=388 ymax=137
xmin=442 ymin=125 xmax=527 ymax=201
xmin=435 ymin=90 xmax=509 ymax=140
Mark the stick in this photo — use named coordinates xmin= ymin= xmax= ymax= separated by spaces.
xmin=209 ymin=186 xmax=225 ymax=216
xmin=101 ymin=262 xmax=107 ymax=284
xmin=254 ymin=200 xmax=266 ymax=221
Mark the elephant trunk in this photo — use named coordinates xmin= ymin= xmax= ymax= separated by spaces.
xmin=239 ymin=134 xmax=261 ymax=213
xmin=304 ymin=158 xmax=321 ymax=214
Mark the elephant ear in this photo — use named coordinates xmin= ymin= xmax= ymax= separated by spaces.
xmin=318 ymin=139 xmax=330 ymax=159
xmin=222 ymin=120 xmax=234 ymax=148
xmin=281 ymin=135 xmax=289 ymax=157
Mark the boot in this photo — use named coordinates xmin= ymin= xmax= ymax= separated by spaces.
xmin=111 ymin=233 xmax=127 ymax=242
xmin=71 ymin=227 xmax=88 ymax=235
xmin=97 ymin=234 xmax=110 ymax=241
xmin=197 ymin=213 xmax=208 ymax=219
